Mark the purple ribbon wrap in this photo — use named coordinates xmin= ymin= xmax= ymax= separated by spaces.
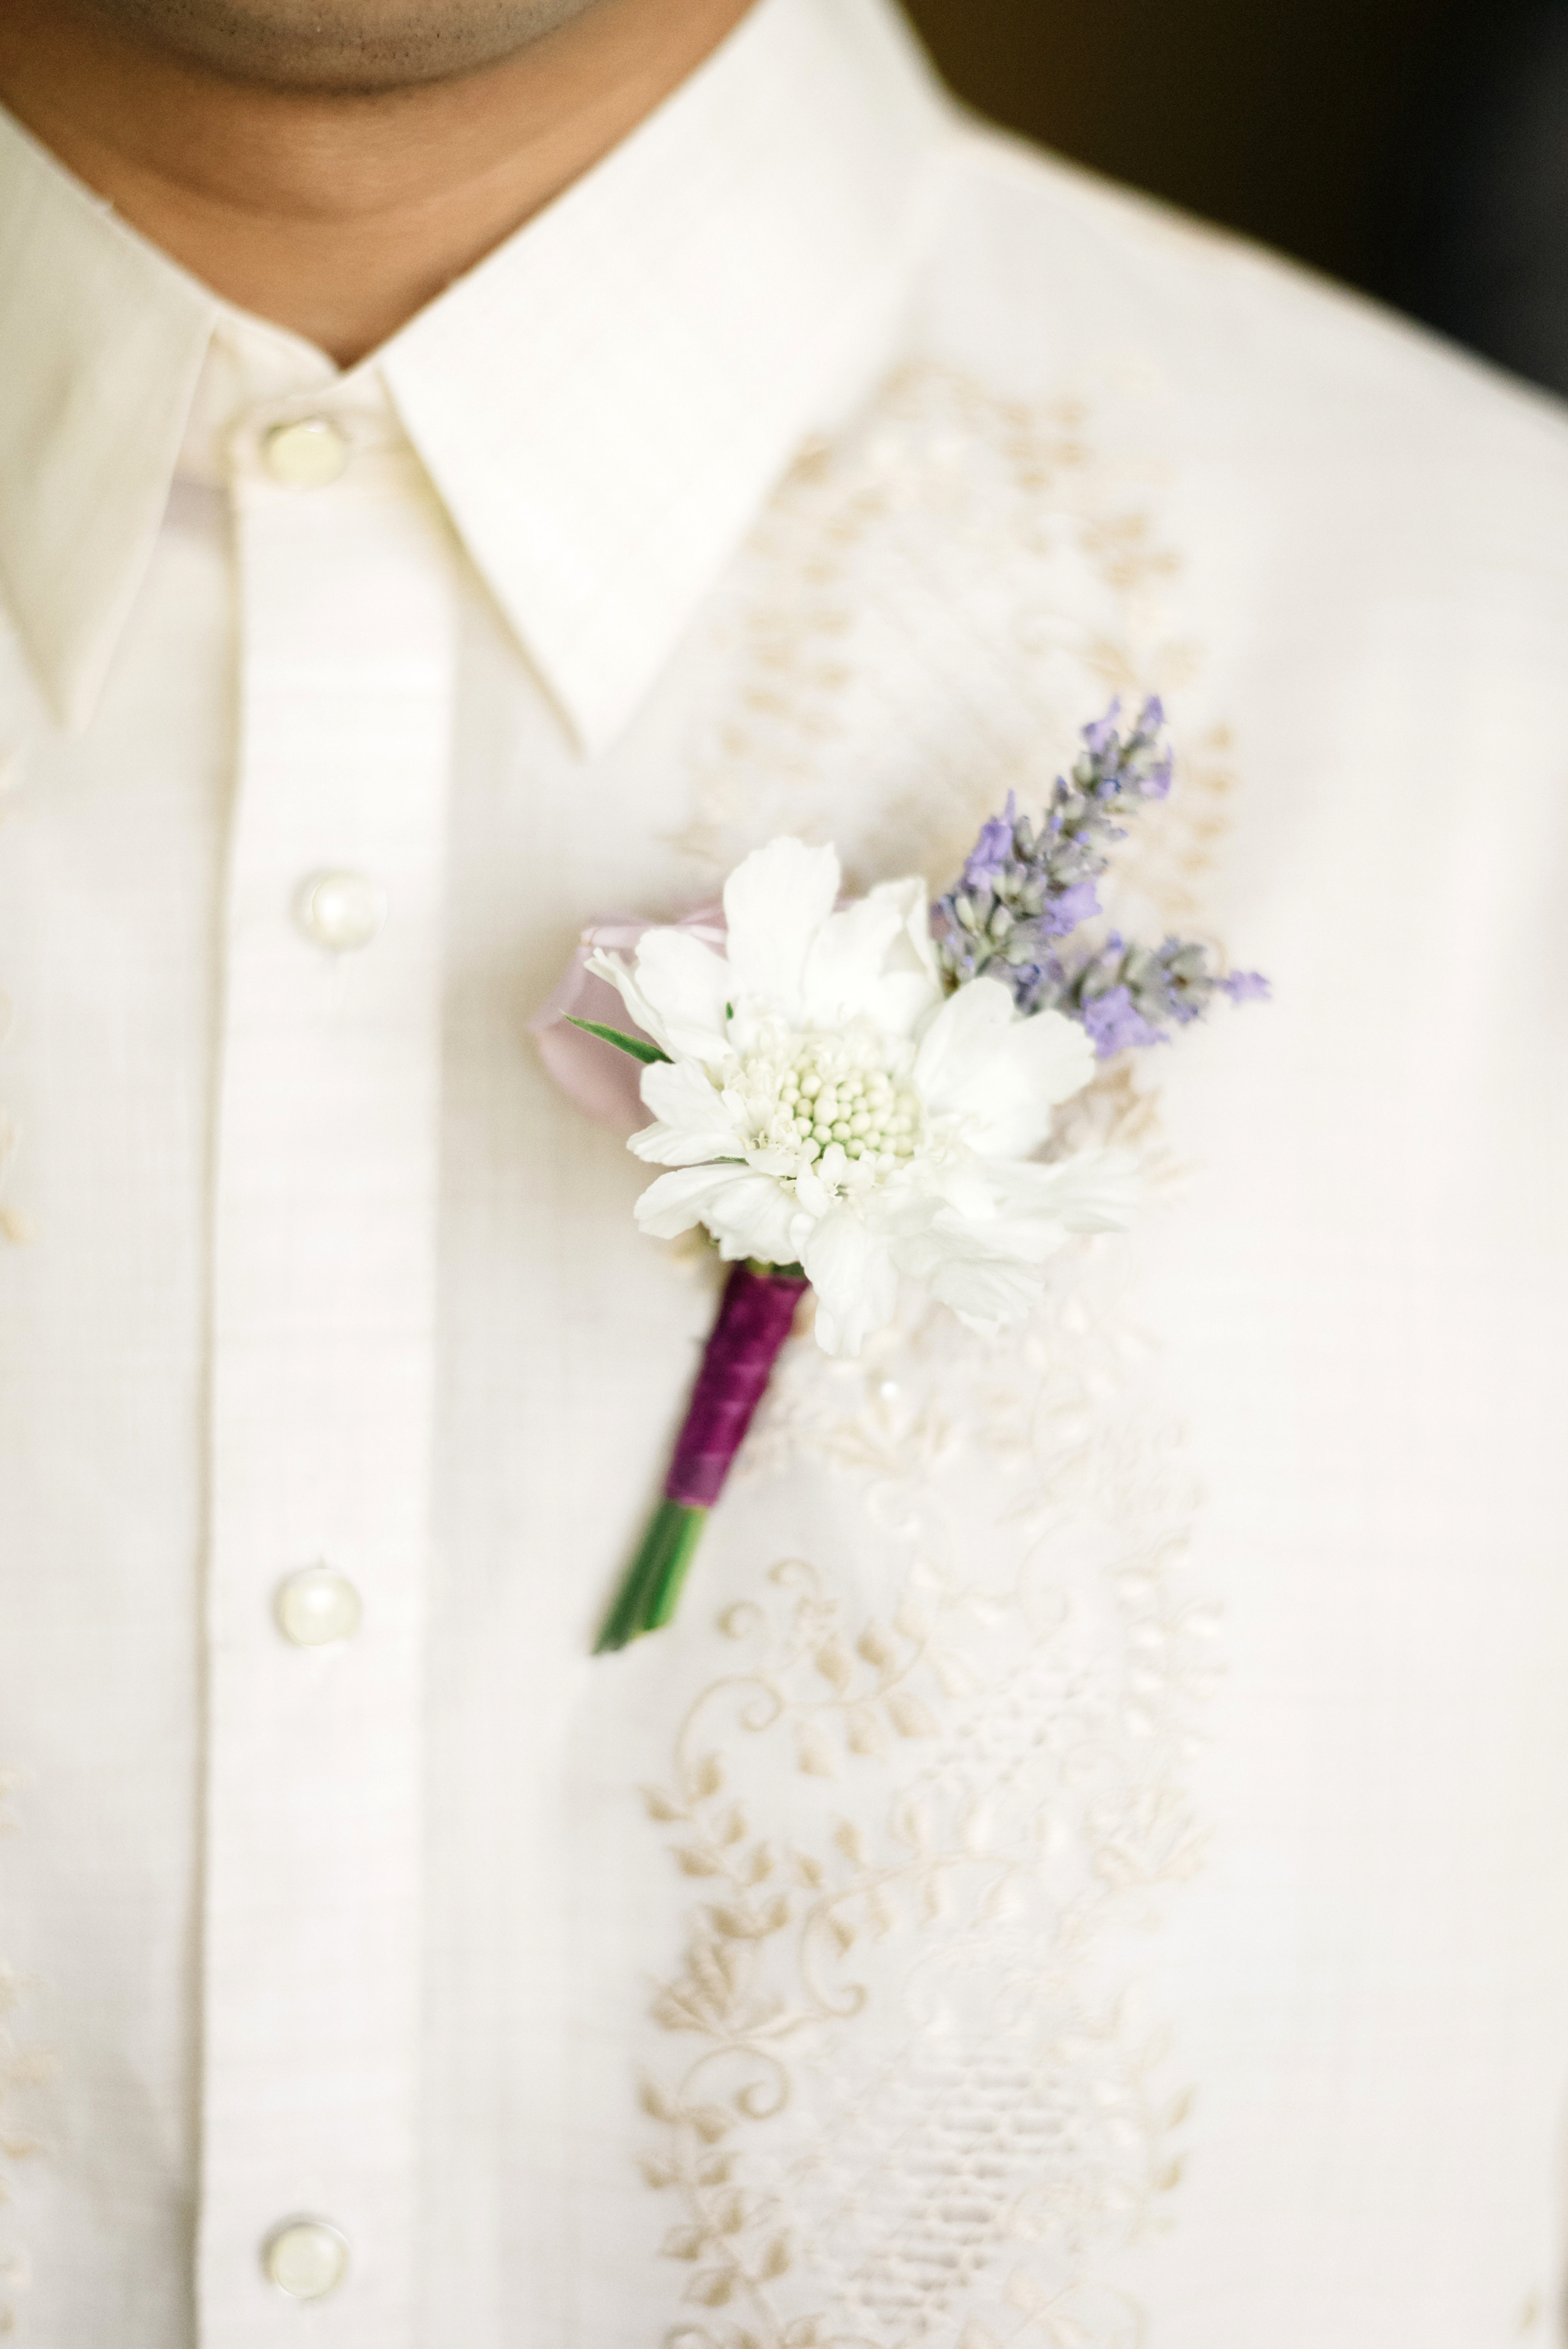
xmin=665 ymin=1263 xmax=808 ymax=1509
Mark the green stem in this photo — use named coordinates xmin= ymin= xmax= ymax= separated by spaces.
xmin=594 ymin=1500 xmax=708 ymax=1653
xmin=643 ymin=1506 xmax=708 ymax=1631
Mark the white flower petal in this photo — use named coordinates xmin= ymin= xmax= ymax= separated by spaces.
xmin=722 ymin=838 xmax=840 ymax=1021
xmin=701 ymin=1173 xmax=808 ymax=1268
xmin=584 ymin=949 xmax=670 ymax=1052
xmin=799 ymin=893 xmax=902 ymax=1026
xmin=914 ymin=983 xmax=1094 ymax=1158
xmin=793 ymin=1160 xmax=832 ymax=1219
xmin=911 ymin=978 xmax=1011 ymax=1105
xmin=921 ymin=1246 xmax=1046 ymax=1331
xmin=885 ymin=1196 xmax=1047 ymax=1328
xmin=628 ymin=930 xmax=734 ymax=1063
xmin=985 ymin=1147 xmax=1140 ymax=1234
xmin=801 ymin=1209 xmax=900 ymax=1357
xmin=632 ymin=1162 xmax=750 ymax=1241
xmin=864 ymin=969 xmax=945 ymax=1042
xmin=872 ymin=874 xmax=942 ymax=982
xmin=632 ymin=1162 xmax=803 ymax=1267
xmin=927 ymin=1157 xmax=999 ymax=1221
xmin=1001 ymin=1008 xmax=1098 ymax=1111
xmin=629 ymin=1058 xmax=743 ymax=1165
xmin=800 ymin=876 xmax=945 ymax=1037
xmin=879 ymin=1145 xmax=1134 ymax=1334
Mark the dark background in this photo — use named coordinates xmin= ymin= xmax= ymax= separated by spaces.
xmin=906 ymin=0 xmax=1568 ymax=400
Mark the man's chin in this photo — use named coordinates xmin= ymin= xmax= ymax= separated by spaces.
xmin=71 ymin=0 xmax=612 ymax=90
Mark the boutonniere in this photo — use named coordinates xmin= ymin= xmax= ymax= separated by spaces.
xmin=536 ymin=701 xmax=1266 ymax=1651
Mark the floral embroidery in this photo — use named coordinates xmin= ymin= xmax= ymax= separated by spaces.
xmin=635 ymin=1248 xmax=1219 ymax=2346
xmin=669 ymin=363 xmax=1228 ymax=906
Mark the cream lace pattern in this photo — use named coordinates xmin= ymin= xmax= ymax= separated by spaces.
xmin=631 ymin=368 xmax=1236 ymax=2345
xmin=667 ymin=360 xmax=1234 ymax=920
xmin=637 ymin=1239 xmax=1217 ymax=2349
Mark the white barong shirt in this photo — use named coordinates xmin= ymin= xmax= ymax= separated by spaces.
xmin=1 ymin=1 xmax=1567 ymax=2341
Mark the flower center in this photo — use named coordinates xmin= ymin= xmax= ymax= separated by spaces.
xmin=733 ymin=1031 xmax=924 ymax=1178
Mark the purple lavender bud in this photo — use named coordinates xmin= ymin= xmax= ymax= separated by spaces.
xmin=1082 ymin=699 xmax=1123 ymax=756
xmin=963 ymin=813 xmax=1015 ymax=891
xmin=1222 ymin=969 xmax=1271 ymax=1003
xmin=1041 ymin=878 xmax=1100 ymax=937
xmin=1081 ymin=986 xmax=1167 ymax=1058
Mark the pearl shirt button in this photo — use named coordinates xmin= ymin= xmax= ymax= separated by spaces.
xmin=296 ymin=871 xmax=387 ymax=953
xmin=262 ymin=417 xmax=350 ymax=488
xmin=262 ymin=2217 xmax=349 ymax=2299
xmin=275 ymin=1566 xmax=362 ymax=1648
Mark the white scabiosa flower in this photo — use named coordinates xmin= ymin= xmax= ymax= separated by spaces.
xmin=588 ymin=837 xmax=1135 ymax=1357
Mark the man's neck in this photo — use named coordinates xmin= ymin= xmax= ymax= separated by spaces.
xmin=0 ymin=0 xmax=755 ymax=364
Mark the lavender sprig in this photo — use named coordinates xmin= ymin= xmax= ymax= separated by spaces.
xmin=933 ymin=699 xmax=1268 ymax=1055
xmin=1073 ymin=935 xmax=1270 ymax=1054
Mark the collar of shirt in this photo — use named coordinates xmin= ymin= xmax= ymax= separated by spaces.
xmin=0 ymin=0 xmax=951 ymax=751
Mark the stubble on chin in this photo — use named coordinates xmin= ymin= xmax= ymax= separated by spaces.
xmin=68 ymin=0 xmax=612 ymax=89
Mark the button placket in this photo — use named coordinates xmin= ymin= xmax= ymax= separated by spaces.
xmin=199 ymin=438 xmax=454 ymax=2345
